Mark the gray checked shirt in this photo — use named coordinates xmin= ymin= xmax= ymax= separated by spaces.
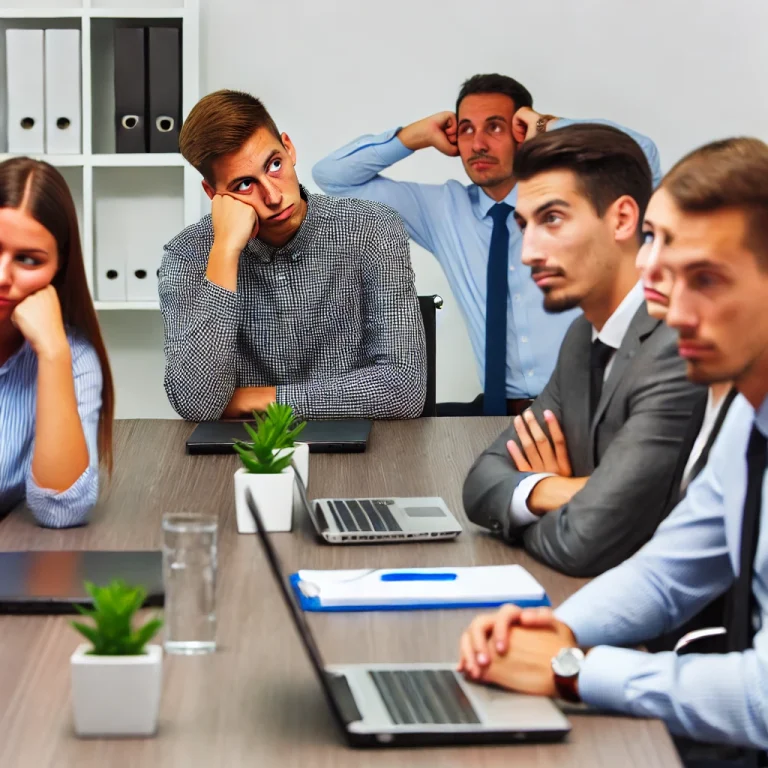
xmin=158 ymin=190 xmax=426 ymax=421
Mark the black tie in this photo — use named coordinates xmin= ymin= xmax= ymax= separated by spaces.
xmin=483 ymin=202 xmax=513 ymax=416
xmin=589 ymin=339 xmax=614 ymax=421
xmin=728 ymin=426 xmax=767 ymax=652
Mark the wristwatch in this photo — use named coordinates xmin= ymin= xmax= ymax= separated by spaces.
xmin=536 ymin=114 xmax=557 ymax=134
xmin=551 ymin=647 xmax=584 ymax=703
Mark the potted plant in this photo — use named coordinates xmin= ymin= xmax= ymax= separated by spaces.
xmin=233 ymin=403 xmax=307 ymax=533
xmin=70 ymin=580 xmax=163 ymax=737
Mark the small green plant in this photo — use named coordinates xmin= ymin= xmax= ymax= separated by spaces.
xmin=233 ymin=402 xmax=307 ymax=474
xmin=71 ymin=580 xmax=163 ymax=656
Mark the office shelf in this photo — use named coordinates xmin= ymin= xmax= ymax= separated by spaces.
xmin=1 ymin=0 xmax=201 ymax=306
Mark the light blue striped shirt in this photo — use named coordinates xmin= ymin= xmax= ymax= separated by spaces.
xmin=313 ymin=118 xmax=662 ymax=398
xmin=556 ymin=393 xmax=768 ymax=751
xmin=0 ymin=333 xmax=102 ymax=528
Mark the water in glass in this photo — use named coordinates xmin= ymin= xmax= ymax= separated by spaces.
xmin=162 ymin=513 xmax=217 ymax=654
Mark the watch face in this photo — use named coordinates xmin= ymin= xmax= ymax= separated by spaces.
xmin=552 ymin=647 xmax=584 ymax=677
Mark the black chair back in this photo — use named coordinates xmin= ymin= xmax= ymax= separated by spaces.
xmin=417 ymin=294 xmax=443 ymax=417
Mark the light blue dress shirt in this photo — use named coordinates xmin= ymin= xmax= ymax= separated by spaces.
xmin=313 ymin=119 xmax=662 ymax=399
xmin=556 ymin=393 xmax=768 ymax=751
xmin=0 ymin=333 xmax=102 ymax=528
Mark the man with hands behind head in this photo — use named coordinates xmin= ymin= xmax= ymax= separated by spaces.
xmin=459 ymin=137 xmax=768 ymax=761
xmin=314 ymin=74 xmax=661 ymax=415
xmin=159 ymin=90 xmax=426 ymax=422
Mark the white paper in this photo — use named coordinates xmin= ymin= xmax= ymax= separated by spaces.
xmin=296 ymin=565 xmax=546 ymax=608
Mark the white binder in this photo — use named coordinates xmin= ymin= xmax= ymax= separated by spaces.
xmin=6 ymin=29 xmax=45 ymax=154
xmin=44 ymin=29 xmax=82 ymax=154
xmin=94 ymin=196 xmax=127 ymax=302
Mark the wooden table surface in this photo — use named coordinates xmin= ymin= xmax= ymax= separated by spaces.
xmin=0 ymin=418 xmax=681 ymax=767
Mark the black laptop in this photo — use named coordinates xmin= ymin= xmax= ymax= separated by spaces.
xmin=186 ymin=419 xmax=372 ymax=455
xmin=246 ymin=489 xmax=571 ymax=748
xmin=0 ymin=551 xmax=164 ymax=614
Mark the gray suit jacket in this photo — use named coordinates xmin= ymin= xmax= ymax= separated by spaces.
xmin=463 ymin=304 xmax=706 ymax=577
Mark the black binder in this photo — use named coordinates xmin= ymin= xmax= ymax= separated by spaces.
xmin=114 ymin=27 xmax=147 ymax=153
xmin=148 ymin=27 xmax=181 ymax=153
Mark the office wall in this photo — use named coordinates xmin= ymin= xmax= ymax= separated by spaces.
xmin=107 ymin=0 xmax=768 ymax=418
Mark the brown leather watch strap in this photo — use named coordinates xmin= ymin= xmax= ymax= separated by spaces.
xmin=536 ymin=114 xmax=557 ymax=134
xmin=554 ymin=672 xmax=581 ymax=703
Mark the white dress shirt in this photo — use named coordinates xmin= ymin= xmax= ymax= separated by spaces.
xmin=681 ymin=387 xmax=729 ymax=489
xmin=510 ymin=282 xmax=645 ymax=527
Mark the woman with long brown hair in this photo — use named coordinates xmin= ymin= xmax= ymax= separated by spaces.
xmin=0 ymin=158 xmax=114 ymax=527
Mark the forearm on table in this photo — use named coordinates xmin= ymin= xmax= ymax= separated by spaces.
xmin=278 ymin=362 xmax=424 ymax=420
xmin=31 ymin=345 xmax=89 ymax=492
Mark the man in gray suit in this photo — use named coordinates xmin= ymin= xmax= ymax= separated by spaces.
xmin=463 ymin=124 xmax=704 ymax=577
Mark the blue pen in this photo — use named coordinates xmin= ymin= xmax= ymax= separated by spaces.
xmin=380 ymin=572 xmax=457 ymax=582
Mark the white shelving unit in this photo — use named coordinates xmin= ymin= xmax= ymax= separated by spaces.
xmin=0 ymin=0 xmax=200 ymax=311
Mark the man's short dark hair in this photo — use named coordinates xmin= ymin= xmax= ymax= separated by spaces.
xmin=514 ymin=124 xmax=652 ymax=238
xmin=456 ymin=74 xmax=533 ymax=116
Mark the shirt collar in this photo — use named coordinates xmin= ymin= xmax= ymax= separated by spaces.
xmin=756 ymin=394 xmax=768 ymax=439
xmin=591 ymin=281 xmax=645 ymax=349
xmin=244 ymin=185 xmax=316 ymax=263
xmin=474 ymin=184 xmax=519 ymax=219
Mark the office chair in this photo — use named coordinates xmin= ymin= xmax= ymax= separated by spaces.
xmin=417 ymin=294 xmax=443 ymax=418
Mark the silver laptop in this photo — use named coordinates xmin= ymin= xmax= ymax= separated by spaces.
xmin=246 ymin=489 xmax=571 ymax=748
xmin=292 ymin=461 xmax=462 ymax=544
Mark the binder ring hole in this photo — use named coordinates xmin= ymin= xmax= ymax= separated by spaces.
xmin=20 ymin=117 xmax=35 ymax=130
xmin=56 ymin=117 xmax=71 ymax=131
xmin=156 ymin=117 xmax=174 ymax=133
xmin=106 ymin=270 xmax=119 ymax=280
xmin=122 ymin=115 xmax=139 ymax=130
xmin=135 ymin=269 xmax=147 ymax=280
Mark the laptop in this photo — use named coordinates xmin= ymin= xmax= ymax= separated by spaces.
xmin=0 ymin=550 xmax=164 ymax=614
xmin=185 ymin=419 xmax=372 ymax=455
xmin=246 ymin=489 xmax=571 ymax=748
xmin=292 ymin=461 xmax=462 ymax=544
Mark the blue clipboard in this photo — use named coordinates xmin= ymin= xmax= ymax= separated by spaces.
xmin=289 ymin=573 xmax=551 ymax=613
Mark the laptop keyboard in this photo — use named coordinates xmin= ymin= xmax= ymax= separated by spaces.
xmin=369 ymin=669 xmax=481 ymax=726
xmin=328 ymin=500 xmax=402 ymax=533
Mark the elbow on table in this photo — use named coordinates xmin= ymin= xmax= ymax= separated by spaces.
xmin=164 ymin=376 xmax=229 ymax=422
xmin=29 ymin=476 xmax=98 ymax=530
xmin=385 ymin=365 xmax=426 ymax=419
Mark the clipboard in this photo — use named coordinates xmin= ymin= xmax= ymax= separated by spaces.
xmin=289 ymin=565 xmax=551 ymax=613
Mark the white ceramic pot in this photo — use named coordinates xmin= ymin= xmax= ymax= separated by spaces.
xmin=70 ymin=643 xmax=162 ymax=737
xmin=290 ymin=442 xmax=309 ymax=489
xmin=234 ymin=466 xmax=295 ymax=533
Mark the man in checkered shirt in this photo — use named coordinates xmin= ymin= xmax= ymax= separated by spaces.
xmin=158 ymin=90 xmax=426 ymax=421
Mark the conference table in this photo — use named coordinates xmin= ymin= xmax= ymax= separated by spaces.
xmin=0 ymin=418 xmax=681 ymax=767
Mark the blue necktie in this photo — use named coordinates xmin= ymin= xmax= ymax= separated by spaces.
xmin=484 ymin=202 xmax=513 ymax=416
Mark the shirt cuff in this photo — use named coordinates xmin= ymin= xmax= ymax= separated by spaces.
xmin=26 ymin=465 xmax=98 ymax=528
xmin=577 ymin=645 xmax=646 ymax=714
xmin=510 ymin=473 xmax=554 ymax=528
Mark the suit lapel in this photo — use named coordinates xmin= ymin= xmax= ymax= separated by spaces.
xmin=590 ymin=304 xmax=660 ymax=442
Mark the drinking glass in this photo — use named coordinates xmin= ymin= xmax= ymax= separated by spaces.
xmin=162 ymin=513 xmax=217 ymax=655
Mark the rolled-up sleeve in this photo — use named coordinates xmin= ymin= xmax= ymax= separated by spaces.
xmin=26 ymin=341 xmax=102 ymax=528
